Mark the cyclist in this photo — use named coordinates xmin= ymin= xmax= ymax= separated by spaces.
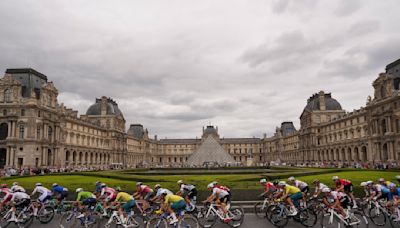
xmin=95 ymin=181 xmax=102 ymax=196
xmin=204 ymin=182 xmax=232 ymax=222
xmin=371 ymin=182 xmax=392 ymax=201
xmin=360 ymin=182 xmax=370 ymax=198
xmin=160 ymin=189 xmax=186 ymax=224
xmin=31 ymin=183 xmax=52 ymax=203
xmin=390 ymin=184 xmax=400 ymax=205
xmin=321 ymin=188 xmax=348 ymax=218
xmin=378 ymin=178 xmax=394 ymax=188
xmin=288 ymin=176 xmax=309 ymax=194
xmin=153 ymin=184 xmax=173 ymax=202
xmin=176 ymin=180 xmax=197 ymax=206
xmin=259 ymin=179 xmax=277 ymax=198
xmin=277 ymin=181 xmax=302 ymax=216
xmin=133 ymin=182 xmax=154 ymax=210
xmin=99 ymin=183 xmax=116 ymax=214
xmin=396 ymin=175 xmax=400 ymax=185
xmin=8 ymin=189 xmax=30 ymax=223
xmin=75 ymin=188 xmax=97 ymax=219
xmin=312 ymin=179 xmax=329 ymax=198
xmin=52 ymin=183 xmax=68 ymax=202
xmin=10 ymin=182 xmax=25 ymax=193
xmin=0 ymin=184 xmax=12 ymax=212
xmin=113 ymin=187 xmax=136 ymax=224
xmin=332 ymin=176 xmax=357 ymax=208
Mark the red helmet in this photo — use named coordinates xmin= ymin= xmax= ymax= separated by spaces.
xmin=1 ymin=184 xmax=8 ymax=188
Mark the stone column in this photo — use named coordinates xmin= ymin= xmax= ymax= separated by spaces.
xmin=387 ymin=117 xmax=393 ymax=133
xmin=6 ymin=147 xmax=10 ymax=166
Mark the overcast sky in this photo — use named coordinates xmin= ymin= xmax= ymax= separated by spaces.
xmin=0 ymin=0 xmax=399 ymax=139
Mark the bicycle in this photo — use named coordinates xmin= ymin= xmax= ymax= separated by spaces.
xmin=369 ymin=199 xmax=400 ymax=227
xmin=0 ymin=203 xmax=34 ymax=228
xmin=196 ymin=203 xmax=244 ymax=228
xmin=59 ymin=203 xmax=100 ymax=228
xmin=147 ymin=209 xmax=199 ymax=228
xmin=269 ymin=201 xmax=317 ymax=228
xmin=254 ymin=195 xmax=273 ymax=218
xmin=105 ymin=209 xmax=146 ymax=228
xmin=321 ymin=207 xmax=368 ymax=228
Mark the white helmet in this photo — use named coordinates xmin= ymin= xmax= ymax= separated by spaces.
xmin=136 ymin=182 xmax=143 ymax=186
xmin=259 ymin=179 xmax=267 ymax=184
xmin=177 ymin=180 xmax=183 ymax=185
xmin=35 ymin=183 xmax=42 ymax=186
xmin=396 ymin=175 xmax=400 ymax=180
xmin=76 ymin=188 xmax=83 ymax=193
xmin=278 ymin=181 xmax=286 ymax=186
xmin=360 ymin=182 xmax=367 ymax=187
xmin=154 ymin=184 xmax=161 ymax=189
xmin=332 ymin=176 xmax=339 ymax=181
xmin=288 ymin=176 xmax=295 ymax=182
xmin=12 ymin=182 xmax=18 ymax=186
xmin=207 ymin=183 xmax=215 ymax=189
xmin=52 ymin=183 xmax=58 ymax=187
xmin=322 ymin=187 xmax=331 ymax=193
xmin=366 ymin=181 xmax=374 ymax=185
xmin=160 ymin=189 xmax=168 ymax=195
xmin=378 ymin=178 xmax=385 ymax=182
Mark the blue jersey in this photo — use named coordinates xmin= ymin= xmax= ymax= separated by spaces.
xmin=52 ymin=186 xmax=67 ymax=193
xmin=95 ymin=183 xmax=102 ymax=193
xmin=380 ymin=185 xmax=390 ymax=194
xmin=393 ymin=187 xmax=400 ymax=197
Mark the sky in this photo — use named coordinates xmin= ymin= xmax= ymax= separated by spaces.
xmin=0 ymin=0 xmax=399 ymax=139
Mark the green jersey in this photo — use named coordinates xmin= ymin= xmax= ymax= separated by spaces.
xmin=76 ymin=191 xmax=95 ymax=202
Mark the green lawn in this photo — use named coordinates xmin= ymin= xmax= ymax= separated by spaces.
xmin=2 ymin=169 xmax=398 ymax=195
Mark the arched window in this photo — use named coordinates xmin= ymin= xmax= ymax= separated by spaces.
xmin=2 ymin=109 xmax=6 ymax=116
xmin=48 ymin=126 xmax=53 ymax=140
xmin=0 ymin=123 xmax=8 ymax=140
xmin=19 ymin=125 xmax=24 ymax=139
xmin=4 ymin=89 xmax=11 ymax=102
xmin=381 ymin=85 xmax=386 ymax=98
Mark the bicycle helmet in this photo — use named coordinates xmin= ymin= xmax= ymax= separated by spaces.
xmin=101 ymin=183 xmax=107 ymax=188
xmin=388 ymin=183 xmax=396 ymax=189
xmin=35 ymin=183 xmax=42 ymax=186
xmin=360 ymin=182 xmax=367 ymax=187
xmin=288 ymin=176 xmax=295 ymax=182
xmin=154 ymin=184 xmax=161 ymax=189
xmin=273 ymin=180 xmax=279 ymax=186
xmin=177 ymin=180 xmax=183 ymax=185
xmin=12 ymin=182 xmax=18 ymax=186
xmin=366 ymin=181 xmax=374 ymax=185
xmin=378 ymin=178 xmax=385 ymax=182
xmin=278 ymin=181 xmax=286 ymax=186
xmin=0 ymin=184 xmax=7 ymax=188
xmin=160 ymin=189 xmax=168 ymax=195
xmin=312 ymin=179 xmax=320 ymax=184
xmin=396 ymin=175 xmax=400 ymax=180
xmin=207 ymin=183 xmax=215 ymax=189
xmin=76 ymin=188 xmax=83 ymax=193
xmin=332 ymin=176 xmax=339 ymax=181
xmin=115 ymin=186 xmax=122 ymax=191
xmin=322 ymin=188 xmax=331 ymax=193
xmin=136 ymin=182 xmax=143 ymax=186
xmin=259 ymin=179 xmax=267 ymax=184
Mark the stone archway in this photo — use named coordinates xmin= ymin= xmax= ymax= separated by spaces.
xmin=361 ymin=146 xmax=367 ymax=161
xmin=65 ymin=150 xmax=70 ymax=166
xmin=354 ymin=147 xmax=359 ymax=161
xmin=382 ymin=143 xmax=389 ymax=161
xmin=0 ymin=123 xmax=8 ymax=140
xmin=0 ymin=148 xmax=6 ymax=168
xmin=47 ymin=149 xmax=52 ymax=166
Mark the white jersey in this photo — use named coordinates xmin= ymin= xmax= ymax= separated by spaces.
xmin=180 ymin=184 xmax=195 ymax=192
xmin=212 ymin=187 xmax=229 ymax=198
xmin=32 ymin=186 xmax=51 ymax=195
xmin=156 ymin=188 xmax=173 ymax=197
xmin=11 ymin=192 xmax=30 ymax=202
xmin=314 ymin=183 xmax=328 ymax=193
xmin=11 ymin=185 xmax=26 ymax=193
xmin=294 ymin=180 xmax=308 ymax=189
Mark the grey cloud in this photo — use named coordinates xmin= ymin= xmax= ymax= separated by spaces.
xmin=347 ymin=20 xmax=380 ymax=36
xmin=334 ymin=0 xmax=363 ymax=16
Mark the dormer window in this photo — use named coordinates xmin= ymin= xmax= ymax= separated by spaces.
xmin=4 ymin=89 xmax=11 ymax=102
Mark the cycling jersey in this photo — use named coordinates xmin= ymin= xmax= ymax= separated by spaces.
xmin=265 ymin=182 xmax=277 ymax=192
xmin=314 ymin=183 xmax=328 ymax=193
xmin=76 ymin=191 xmax=96 ymax=202
xmin=375 ymin=184 xmax=390 ymax=194
xmin=212 ymin=187 xmax=229 ymax=198
xmin=294 ymin=180 xmax=308 ymax=189
xmin=215 ymin=185 xmax=231 ymax=193
xmin=115 ymin=192 xmax=133 ymax=202
xmin=0 ymin=188 xmax=13 ymax=203
xmin=138 ymin=185 xmax=153 ymax=194
xmin=337 ymin=179 xmax=351 ymax=187
xmin=392 ymin=188 xmax=400 ymax=198
xmin=156 ymin=188 xmax=173 ymax=197
xmin=52 ymin=186 xmax=68 ymax=193
xmin=32 ymin=186 xmax=52 ymax=203
xmin=10 ymin=185 xmax=26 ymax=193
xmin=180 ymin=184 xmax=195 ymax=193
xmin=101 ymin=187 xmax=116 ymax=202
xmin=11 ymin=192 xmax=30 ymax=202
xmin=284 ymin=185 xmax=301 ymax=195
xmin=164 ymin=195 xmax=184 ymax=204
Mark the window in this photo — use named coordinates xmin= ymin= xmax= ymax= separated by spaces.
xmin=19 ymin=125 xmax=24 ymax=139
xmin=4 ymin=89 xmax=11 ymax=102
xmin=21 ymin=109 xmax=25 ymax=116
xmin=38 ymin=111 xmax=41 ymax=117
xmin=2 ymin=109 xmax=6 ymax=116
xmin=48 ymin=126 xmax=53 ymax=140
xmin=37 ymin=127 xmax=41 ymax=139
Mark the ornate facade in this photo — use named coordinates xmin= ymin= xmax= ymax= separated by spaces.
xmin=0 ymin=59 xmax=399 ymax=169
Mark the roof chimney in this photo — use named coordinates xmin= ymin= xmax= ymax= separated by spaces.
xmin=319 ymin=91 xmax=326 ymax=111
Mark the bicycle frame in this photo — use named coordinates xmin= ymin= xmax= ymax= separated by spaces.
xmin=325 ymin=208 xmax=360 ymax=226
xmin=205 ymin=204 xmax=230 ymax=220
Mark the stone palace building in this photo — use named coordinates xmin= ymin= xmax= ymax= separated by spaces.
xmin=0 ymin=59 xmax=399 ymax=169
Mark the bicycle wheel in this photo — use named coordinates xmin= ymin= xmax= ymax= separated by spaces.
xmin=320 ymin=212 xmax=341 ymax=228
xmin=254 ymin=202 xmax=266 ymax=218
xmin=16 ymin=209 xmax=34 ymax=228
xmin=368 ymin=206 xmax=386 ymax=226
xmin=59 ymin=211 xmax=76 ymax=228
xmin=146 ymin=217 xmax=168 ymax=228
xmin=389 ymin=214 xmax=400 ymax=228
xmin=178 ymin=214 xmax=199 ymax=228
xmin=347 ymin=211 xmax=368 ymax=228
xmin=265 ymin=204 xmax=277 ymax=222
xmin=38 ymin=205 xmax=55 ymax=224
xmin=196 ymin=208 xmax=217 ymax=228
xmin=270 ymin=208 xmax=289 ymax=228
xmin=298 ymin=208 xmax=317 ymax=227
xmin=228 ymin=207 xmax=244 ymax=228
xmin=124 ymin=214 xmax=147 ymax=228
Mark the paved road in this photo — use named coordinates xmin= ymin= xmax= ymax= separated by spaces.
xmin=2 ymin=214 xmax=394 ymax=228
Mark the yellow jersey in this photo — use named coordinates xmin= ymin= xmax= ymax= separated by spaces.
xmin=164 ymin=194 xmax=183 ymax=204
xmin=116 ymin=192 xmax=133 ymax=202
xmin=285 ymin=185 xmax=301 ymax=195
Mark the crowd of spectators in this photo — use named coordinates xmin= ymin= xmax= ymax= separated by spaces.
xmin=280 ymin=161 xmax=400 ymax=169
xmin=0 ymin=165 xmax=120 ymax=177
